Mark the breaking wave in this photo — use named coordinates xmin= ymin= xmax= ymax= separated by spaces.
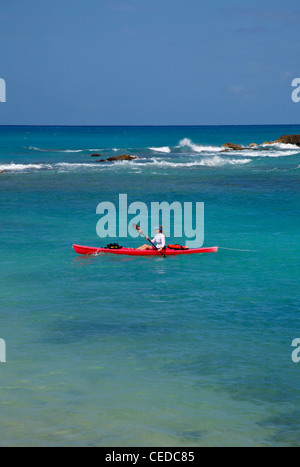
xmin=178 ymin=138 xmax=222 ymax=153
xmin=149 ymin=147 xmax=171 ymax=153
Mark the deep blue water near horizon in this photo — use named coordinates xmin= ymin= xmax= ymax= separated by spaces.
xmin=0 ymin=125 xmax=300 ymax=446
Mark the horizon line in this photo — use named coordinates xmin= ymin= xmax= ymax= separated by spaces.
xmin=0 ymin=123 xmax=299 ymax=128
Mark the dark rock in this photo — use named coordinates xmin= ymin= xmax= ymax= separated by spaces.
xmin=108 ymin=154 xmax=138 ymax=161
xmin=222 ymin=143 xmax=244 ymax=150
xmin=91 ymin=153 xmax=102 ymax=157
xmin=276 ymin=135 xmax=300 ymax=146
xmin=98 ymin=154 xmax=138 ymax=162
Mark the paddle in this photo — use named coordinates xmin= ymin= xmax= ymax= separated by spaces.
xmin=133 ymin=224 xmax=166 ymax=258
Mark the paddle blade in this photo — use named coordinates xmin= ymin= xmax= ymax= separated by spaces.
xmin=133 ymin=223 xmax=145 ymax=237
xmin=133 ymin=223 xmax=141 ymax=232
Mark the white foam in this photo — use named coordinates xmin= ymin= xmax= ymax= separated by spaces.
xmin=28 ymin=146 xmax=55 ymax=152
xmin=177 ymin=139 xmax=300 ymax=158
xmin=61 ymin=150 xmax=84 ymax=153
xmin=266 ymin=150 xmax=299 ymax=158
xmin=262 ymin=142 xmax=300 ymax=150
xmin=198 ymin=156 xmax=251 ymax=167
xmin=0 ymin=157 xmax=251 ymax=173
xmin=178 ymin=138 xmax=222 ymax=153
xmin=56 ymin=157 xmax=251 ymax=169
xmin=55 ymin=163 xmax=100 ymax=168
xmin=149 ymin=146 xmax=171 ymax=153
xmin=220 ymin=147 xmax=300 ymax=158
xmin=114 ymin=156 xmax=251 ymax=168
xmin=0 ymin=163 xmax=52 ymax=171
xmin=55 ymin=163 xmax=85 ymax=167
xmin=0 ymin=162 xmax=102 ymax=172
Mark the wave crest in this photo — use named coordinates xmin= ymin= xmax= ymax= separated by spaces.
xmin=178 ymin=138 xmax=222 ymax=153
xmin=149 ymin=146 xmax=171 ymax=153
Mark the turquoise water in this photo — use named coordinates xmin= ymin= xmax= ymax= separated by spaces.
xmin=0 ymin=125 xmax=300 ymax=446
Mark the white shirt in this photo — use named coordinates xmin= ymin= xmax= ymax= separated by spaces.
xmin=152 ymin=233 xmax=166 ymax=249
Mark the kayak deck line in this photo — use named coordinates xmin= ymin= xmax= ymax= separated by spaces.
xmin=73 ymin=244 xmax=219 ymax=257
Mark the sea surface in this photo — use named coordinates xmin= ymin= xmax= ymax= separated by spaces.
xmin=0 ymin=125 xmax=300 ymax=447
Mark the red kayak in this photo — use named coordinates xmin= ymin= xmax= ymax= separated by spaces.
xmin=73 ymin=244 xmax=219 ymax=257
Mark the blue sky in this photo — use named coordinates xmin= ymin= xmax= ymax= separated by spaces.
xmin=0 ymin=0 xmax=299 ymax=125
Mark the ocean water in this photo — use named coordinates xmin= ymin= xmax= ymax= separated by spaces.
xmin=0 ymin=125 xmax=299 ymax=447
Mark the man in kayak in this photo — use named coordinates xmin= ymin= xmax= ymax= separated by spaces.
xmin=137 ymin=226 xmax=166 ymax=251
